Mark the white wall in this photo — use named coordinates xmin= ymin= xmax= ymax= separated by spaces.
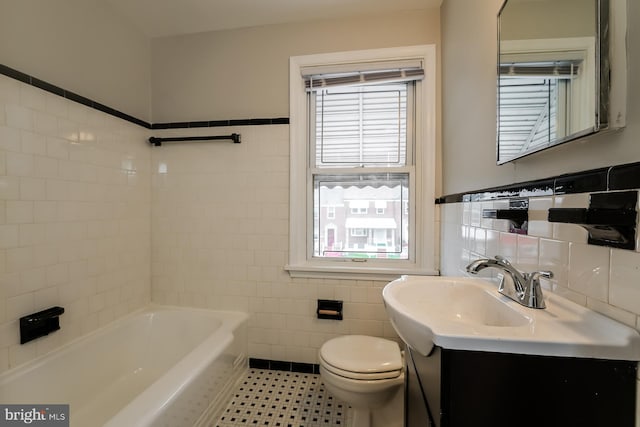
xmin=441 ymin=0 xmax=640 ymax=195
xmin=149 ymin=10 xmax=441 ymax=364
xmin=0 ymin=74 xmax=151 ymax=374
xmin=150 ymin=9 xmax=440 ymax=122
xmin=0 ymin=0 xmax=151 ymax=122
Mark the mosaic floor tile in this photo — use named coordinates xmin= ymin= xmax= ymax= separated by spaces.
xmin=214 ymin=369 xmax=346 ymax=427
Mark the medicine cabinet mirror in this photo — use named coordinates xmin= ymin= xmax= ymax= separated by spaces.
xmin=497 ymin=0 xmax=613 ymax=164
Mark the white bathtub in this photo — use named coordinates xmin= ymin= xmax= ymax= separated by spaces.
xmin=0 ymin=305 xmax=248 ymax=427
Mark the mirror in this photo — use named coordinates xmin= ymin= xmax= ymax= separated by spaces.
xmin=497 ymin=0 xmax=610 ymax=164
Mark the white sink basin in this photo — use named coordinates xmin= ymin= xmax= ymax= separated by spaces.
xmin=383 ymin=275 xmax=640 ymax=360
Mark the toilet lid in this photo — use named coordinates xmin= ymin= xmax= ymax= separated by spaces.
xmin=320 ymin=335 xmax=403 ymax=375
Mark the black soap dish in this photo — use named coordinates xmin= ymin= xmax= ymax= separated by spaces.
xmin=548 ymin=191 xmax=637 ymax=250
xmin=483 ymin=198 xmax=529 ymax=234
xmin=20 ymin=306 xmax=65 ymax=344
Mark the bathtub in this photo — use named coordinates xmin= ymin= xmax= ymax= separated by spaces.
xmin=0 ymin=305 xmax=248 ymax=427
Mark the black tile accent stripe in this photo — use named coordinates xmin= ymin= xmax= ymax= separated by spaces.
xmin=151 ymin=117 xmax=290 ymax=129
xmin=609 ymin=162 xmax=640 ymax=191
xmin=438 ymin=162 xmax=640 ymax=204
xmin=0 ymin=63 xmax=289 ymax=131
xmin=554 ymin=168 xmax=608 ymax=195
xmin=249 ymin=358 xmax=320 ymax=375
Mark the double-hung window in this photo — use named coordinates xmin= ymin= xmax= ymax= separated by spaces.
xmin=288 ymin=46 xmax=437 ymax=279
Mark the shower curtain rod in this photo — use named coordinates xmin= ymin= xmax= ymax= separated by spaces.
xmin=148 ymin=133 xmax=241 ymax=146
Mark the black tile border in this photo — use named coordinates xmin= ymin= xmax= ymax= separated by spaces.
xmin=150 ymin=117 xmax=289 ymax=129
xmin=437 ymin=162 xmax=640 ymax=204
xmin=249 ymin=358 xmax=320 ymax=375
xmin=0 ymin=63 xmax=289 ymax=131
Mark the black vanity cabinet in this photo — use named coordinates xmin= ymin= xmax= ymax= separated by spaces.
xmin=405 ymin=345 xmax=637 ymax=427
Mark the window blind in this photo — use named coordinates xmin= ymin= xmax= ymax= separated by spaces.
xmin=499 ymin=60 xmax=582 ymax=78
xmin=303 ymin=59 xmax=424 ymax=92
xmin=313 ymin=83 xmax=408 ymax=167
xmin=499 ymin=77 xmax=559 ymax=158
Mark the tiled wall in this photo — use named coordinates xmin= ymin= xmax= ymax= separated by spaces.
xmin=0 ymin=74 xmax=151 ymax=374
xmin=150 ymin=125 xmax=398 ymax=364
xmin=439 ymin=191 xmax=640 ymax=424
xmin=439 ymin=193 xmax=640 ymax=328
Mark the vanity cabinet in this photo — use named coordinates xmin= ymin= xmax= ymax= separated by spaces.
xmin=405 ymin=345 xmax=637 ymax=427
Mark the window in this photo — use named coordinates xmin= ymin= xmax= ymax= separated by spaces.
xmin=327 ymin=206 xmax=336 ymax=219
xmin=288 ymin=46 xmax=437 ymax=279
xmin=350 ymin=228 xmax=368 ymax=237
xmin=498 ymin=63 xmax=577 ymax=160
xmin=498 ymin=37 xmax=595 ymax=163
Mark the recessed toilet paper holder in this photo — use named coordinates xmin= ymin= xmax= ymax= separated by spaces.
xmin=317 ymin=300 xmax=343 ymax=320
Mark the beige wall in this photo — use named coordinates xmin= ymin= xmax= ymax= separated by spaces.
xmin=150 ymin=9 xmax=440 ymax=122
xmin=441 ymin=0 xmax=640 ymax=195
xmin=0 ymin=0 xmax=151 ymax=121
xmin=501 ymin=0 xmax=595 ymax=41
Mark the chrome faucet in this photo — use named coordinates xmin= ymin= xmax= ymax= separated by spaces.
xmin=466 ymin=256 xmax=552 ymax=309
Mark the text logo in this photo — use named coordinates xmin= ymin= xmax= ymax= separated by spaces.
xmin=0 ymin=405 xmax=68 ymax=426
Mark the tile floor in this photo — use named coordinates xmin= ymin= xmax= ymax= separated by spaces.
xmin=214 ymin=369 xmax=347 ymax=427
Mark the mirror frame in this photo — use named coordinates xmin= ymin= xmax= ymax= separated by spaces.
xmin=496 ymin=0 xmax=610 ymax=164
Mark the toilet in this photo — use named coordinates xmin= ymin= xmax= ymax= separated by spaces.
xmin=319 ymin=335 xmax=404 ymax=427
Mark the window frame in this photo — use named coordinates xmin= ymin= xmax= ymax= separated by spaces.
xmin=287 ymin=45 xmax=438 ymax=280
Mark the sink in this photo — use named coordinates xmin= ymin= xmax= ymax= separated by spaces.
xmin=383 ymin=275 xmax=640 ymax=360
xmin=424 ymin=281 xmax=530 ymax=327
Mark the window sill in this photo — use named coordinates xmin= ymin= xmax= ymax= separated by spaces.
xmin=284 ymin=264 xmax=439 ymax=281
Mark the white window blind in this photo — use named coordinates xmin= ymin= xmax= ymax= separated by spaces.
xmin=313 ymin=84 xmax=408 ymax=167
xmin=302 ymin=60 xmax=424 ymax=91
xmin=499 ymin=77 xmax=560 ymax=158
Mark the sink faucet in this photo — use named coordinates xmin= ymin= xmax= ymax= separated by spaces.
xmin=466 ymin=256 xmax=552 ymax=309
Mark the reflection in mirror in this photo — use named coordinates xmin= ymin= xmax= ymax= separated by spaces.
xmin=497 ymin=0 xmax=608 ymax=164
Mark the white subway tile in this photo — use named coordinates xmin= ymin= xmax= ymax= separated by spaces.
xmin=20 ymin=177 xmax=47 ymax=200
xmin=6 ymin=293 xmax=35 ymax=321
xmin=19 ymin=84 xmax=46 ymax=111
xmin=5 ymin=105 xmax=33 ymax=130
xmin=46 ymin=136 xmax=70 ymax=159
xmin=516 ymin=235 xmax=539 ymax=271
xmin=0 ymin=225 xmax=19 ymax=249
xmin=568 ymin=243 xmax=610 ymax=302
xmin=609 ymin=249 xmax=640 ymax=315
xmin=6 ymin=151 xmax=34 ymax=176
xmin=19 ymin=223 xmax=46 ymax=247
xmin=539 ymin=239 xmax=569 ymax=288
xmin=5 ymin=246 xmax=34 ymax=273
xmin=33 ymin=111 xmax=58 ymax=135
xmin=21 ymin=131 xmax=47 ymax=156
xmin=6 ymin=200 xmax=34 ymax=224
xmin=33 ymin=156 xmax=58 ymax=179
xmin=527 ymin=197 xmax=553 ymax=238
xmin=498 ymin=232 xmax=518 ymax=259
xmin=0 ymin=126 xmax=21 ymax=151
xmin=0 ymin=75 xmax=20 ymax=104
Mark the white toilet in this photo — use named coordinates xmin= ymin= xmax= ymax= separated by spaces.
xmin=319 ymin=335 xmax=404 ymax=427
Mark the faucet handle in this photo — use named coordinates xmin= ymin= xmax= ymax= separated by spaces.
xmin=522 ymin=270 xmax=553 ymax=309
xmin=529 ymin=270 xmax=554 ymax=281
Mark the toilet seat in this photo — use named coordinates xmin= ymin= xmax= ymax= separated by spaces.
xmin=320 ymin=335 xmax=403 ymax=380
